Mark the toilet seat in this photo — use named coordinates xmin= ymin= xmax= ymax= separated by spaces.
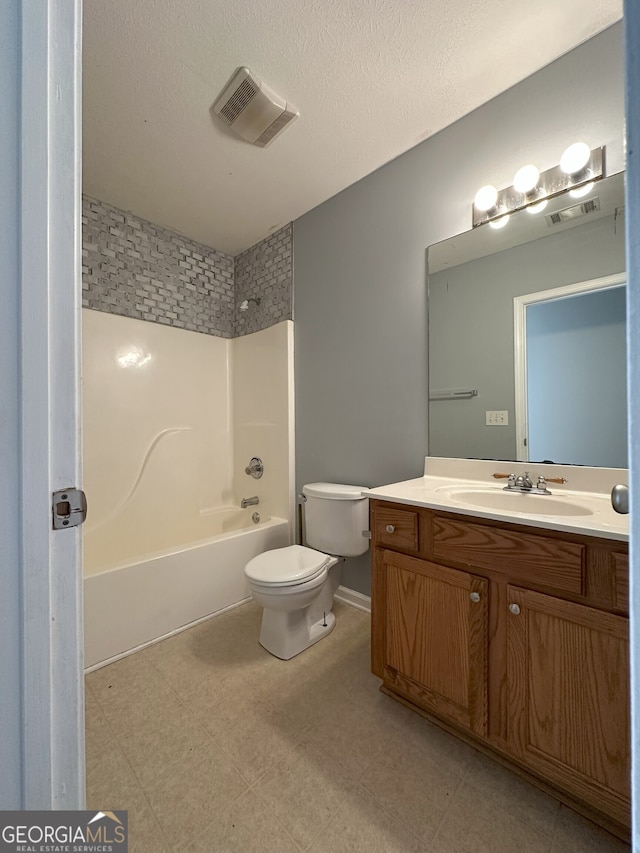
xmin=245 ymin=544 xmax=332 ymax=587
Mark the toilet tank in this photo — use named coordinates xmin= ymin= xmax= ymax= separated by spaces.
xmin=302 ymin=483 xmax=369 ymax=557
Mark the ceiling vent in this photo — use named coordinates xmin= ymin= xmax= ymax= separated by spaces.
xmin=545 ymin=196 xmax=601 ymax=227
xmin=212 ymin=67 xmax=298 ymax=147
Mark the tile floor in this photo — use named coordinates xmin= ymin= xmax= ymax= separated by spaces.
xmin=85 ymin=600 xmax=630 ymax=853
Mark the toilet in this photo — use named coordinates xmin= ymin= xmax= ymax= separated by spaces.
xmin=244 ymin=483 xmax=369 ymax=660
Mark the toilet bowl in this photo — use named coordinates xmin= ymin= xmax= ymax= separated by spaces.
xmin=245 ymin=544 xmax=341 ymax=659
xmin=244 ymin=483 xmax=369 ymax=660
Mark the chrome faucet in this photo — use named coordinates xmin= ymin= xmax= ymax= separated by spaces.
xmin=494 ymin=471 xmax=565 ymax=495
xmin=514 ymin=472 xmax=534 ymax=490
xmin=241 ymin=495 xmax=260 ymax=508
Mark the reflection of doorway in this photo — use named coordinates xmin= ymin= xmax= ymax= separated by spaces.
xmin=514 ymin=273 xmax=627 ymax=466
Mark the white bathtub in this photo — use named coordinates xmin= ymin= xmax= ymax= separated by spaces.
xmin=83 ymin=511 xmax=291 ymax=669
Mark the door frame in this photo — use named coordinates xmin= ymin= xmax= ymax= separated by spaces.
xmin=12 ymin=0 xmax=84 ymax=808
xmin=513 ymin=272 xmax=626 ymax=463
xmin=624 ymin=0 xmax=640 ymax=845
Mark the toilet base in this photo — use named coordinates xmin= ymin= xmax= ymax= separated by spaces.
xmin=259 ymin=609 xmax=336 ymax=660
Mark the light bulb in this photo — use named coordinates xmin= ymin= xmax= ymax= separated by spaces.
xmin=560 ymin=142 xmax=591 ymax=176
xmin=474 ymin=185 xmax=498 ymax=212
xmin=513 ymin=164 xmax=540 ymax=194
xmin=569 ymin=181 xmax=594 ymax=199
xmin=489 ymin=215 xmax=510 ymax=230
xmin=526 ymin=199 xmax=548 ymax=214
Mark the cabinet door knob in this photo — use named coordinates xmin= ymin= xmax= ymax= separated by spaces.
xmin=386 ymin=524 xmax=395 ymax=534
xmin=470 ymin=592 xmax=481 ymax=603
xmin=509 ymin=603 xmax=521 ymax=615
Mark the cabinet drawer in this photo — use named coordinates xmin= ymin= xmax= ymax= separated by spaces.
xmin=373 ymin=506 xmax=419 ymax=551
xmin=432 ymin=516 xmax=584 ymax=595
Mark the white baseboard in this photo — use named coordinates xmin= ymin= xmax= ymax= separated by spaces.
xmin=335 ymin=585 xmax=371 ymax=613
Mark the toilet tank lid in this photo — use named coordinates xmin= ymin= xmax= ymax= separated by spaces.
xmin=303 ymin=482 xmax=368 ymax=500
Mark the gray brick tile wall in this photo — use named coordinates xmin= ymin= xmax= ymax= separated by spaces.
xmin=82 ymin=196 xmax=292 ymax=338
xmin=234 ymin=224 xmax=293 ymax=337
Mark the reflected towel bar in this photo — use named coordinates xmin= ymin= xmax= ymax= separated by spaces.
xmin=429 ymin=388 xmax=478 ymax=401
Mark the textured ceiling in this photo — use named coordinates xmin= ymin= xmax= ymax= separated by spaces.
xmin=83 ymin=0 xmax=623 ymax=255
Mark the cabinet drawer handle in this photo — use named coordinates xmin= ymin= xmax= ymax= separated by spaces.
xmin=470 ymin=592 xmax=481 ymax=603
xmin=509 ymin=603 xmax=521 ymax=615
xmin=386 ymin=524 xmax=395 ymax=534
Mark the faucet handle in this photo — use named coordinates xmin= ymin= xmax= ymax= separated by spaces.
xmin=494 ymin=472 xmax=517 ymax=489
xmin=245 ymin=457 xmax=264 ymax=479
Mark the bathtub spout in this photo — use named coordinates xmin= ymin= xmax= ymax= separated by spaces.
xmin=241 ymin=496 xmax=260 ymax=508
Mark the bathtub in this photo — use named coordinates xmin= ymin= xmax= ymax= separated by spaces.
xmin=83 ymin=509 xmax=291 ymax=669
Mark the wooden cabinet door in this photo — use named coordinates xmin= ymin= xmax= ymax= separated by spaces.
xmin=507 ymin=585 xmax=630 ymax=826
xmin=382 ymin=550 xmax=488 ymax=736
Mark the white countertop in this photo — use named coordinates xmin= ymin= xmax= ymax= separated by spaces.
xmin=365 ymin=459 xmax=629 ymax=542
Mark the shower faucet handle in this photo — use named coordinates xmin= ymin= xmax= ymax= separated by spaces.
xmin=245 ymin=457 xmax=264 ymax=479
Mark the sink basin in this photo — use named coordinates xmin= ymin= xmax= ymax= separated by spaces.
xmin=436 ymin=486 xmax=594 ymax=516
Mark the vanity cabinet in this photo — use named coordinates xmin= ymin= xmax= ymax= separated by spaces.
xmin=370 ymin=499 xmax=630 ymax=834
xmin=506 ymin=586 xmax=630 ymax=826
xmin=382 ymin=549 xmax=489 ymax=736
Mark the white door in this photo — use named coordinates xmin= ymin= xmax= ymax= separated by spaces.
xmin=0 ymin=0 xmax=84 ymax=808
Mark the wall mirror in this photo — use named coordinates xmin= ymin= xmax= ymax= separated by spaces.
xmin=427 ymin=170 xmax=627 ymax=467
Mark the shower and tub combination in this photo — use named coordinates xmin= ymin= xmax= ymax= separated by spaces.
xmin=82 ymin=308 xmax=295 ymax=669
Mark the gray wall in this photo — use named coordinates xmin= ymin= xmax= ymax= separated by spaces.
xmin=0 ymin=0 xmax=22 ymax=806
xmin=428 ymin=212 xmax=625 ymax=461
xmin=294 ymin=23 xmax=625 ymax=595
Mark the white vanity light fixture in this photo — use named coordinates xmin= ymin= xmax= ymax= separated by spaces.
xmin=560 ymin=142 xmax=591 ymax=178
xmin=474 ymin=184 xmax=499 ymax=215
xmin=513 ymin=164 xmax=540 ymax=196
xmin=489 ymin=214 xmax=510 ymax=229
xmin=473 ymin=144 xmax=604 ymax=227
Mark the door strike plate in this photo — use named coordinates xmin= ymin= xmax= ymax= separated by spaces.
xmin=52 ymin=488 xmax=87 ymax=530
